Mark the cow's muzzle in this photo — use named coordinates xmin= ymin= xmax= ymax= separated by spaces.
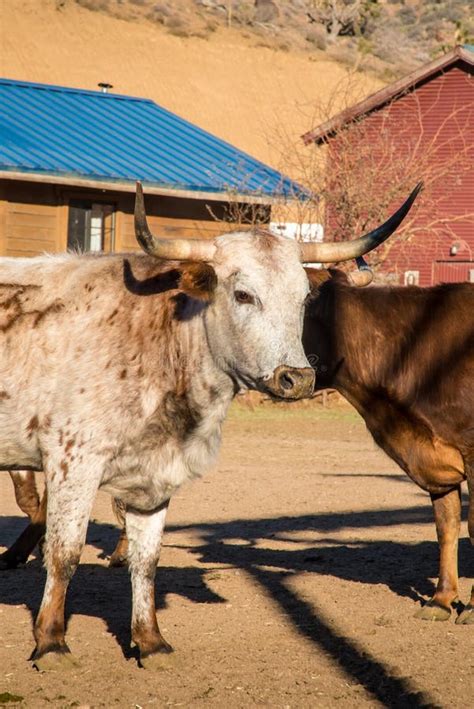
xmin=259 ymin=365 xmax=315 ymax=400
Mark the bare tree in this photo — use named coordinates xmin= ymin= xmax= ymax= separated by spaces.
xmin=308 ymin=0 xmax=369 ymax=43
xmin=266 ymin=74 xmax=474 ymax=275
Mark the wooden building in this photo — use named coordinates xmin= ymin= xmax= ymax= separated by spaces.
xmin=303 ymin=45 xmax=474 ymax=286
xmin=0 ymin=79 xmax=297 ymax=257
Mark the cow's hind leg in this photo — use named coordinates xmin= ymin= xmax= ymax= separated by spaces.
xmin=11 ymin=471 xmax=41 ymax=519
xmin=109 ymin=498 xmax=128 ymax=568
xmin=126 ymin=502 xmax=172 ymax=669
xmin=32 ymin=471 xmax=99 ymax=671
xmin=0 ymin=489 xmax=47 ymax=570
xmin=415 ymin=487 xmax=461 ymax=621
xmin=456 ymin=461 xmax=474 ymax=625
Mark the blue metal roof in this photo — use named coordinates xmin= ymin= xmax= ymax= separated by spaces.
xmin=0 ymin=78 xmax=299 ymax=199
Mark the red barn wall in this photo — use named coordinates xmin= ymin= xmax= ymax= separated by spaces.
xmin=326 ymin=60 xmax=474 ymax=286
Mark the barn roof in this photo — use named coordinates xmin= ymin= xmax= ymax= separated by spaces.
xmin=0 ymin=78 xmax=300 ymax=203
xmin=302 ymin=45 xmax=474 ymax=145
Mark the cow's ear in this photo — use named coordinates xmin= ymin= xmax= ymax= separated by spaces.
xmin=178 ymin=263 xmax=217 ymax=301
xmin=304 ymin=268 xmax=332 ymax=290
xmin=327 ymin=268 xmax=350 ymax=284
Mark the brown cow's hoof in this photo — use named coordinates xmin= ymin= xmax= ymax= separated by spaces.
xmin=414 ymin=600 xmax=451 ymax=621
xmin=455 ymin=604 xmax=474 ymax=625
xmin=32 ymin=649 xmax=80 ymax=672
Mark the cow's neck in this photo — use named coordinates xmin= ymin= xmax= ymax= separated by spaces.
xmin=147 ymin=293 xmax=235 ymax=429
xmin=313 ymin=283 xmax=420 ymax=413
xmin=102 ymin=301 xmax=235 ymax=509
xmin=311 ymin=283 xmax=383 ymax=405
xmin=139 ymin=295 xmax=236 ymax=419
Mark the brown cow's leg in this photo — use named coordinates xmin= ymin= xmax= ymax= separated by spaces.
xmin=456 ymin=462 xmax=474 ymax=624
xmin=0 ymin=473 xmax=47 ymax=569
xmin=456 ymin=584 xmax=474 ymax=625
xmin=109 ymin=526 xmax=129 ymax=568
xmin=415 ymin=487 xmax=461 ymax=621
xmin=126 ymin=502 xmax=173 ymax=668
xmin=109 ymin=498 xmax=128 ymax=568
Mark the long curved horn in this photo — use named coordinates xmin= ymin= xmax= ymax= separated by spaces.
xmin=134 ymin=182 xmax=216 ymax=261
xmin=348 ymin=256 xmax=373 ymax=287
xmin=300 ymin=182 xmax=423 ymax=263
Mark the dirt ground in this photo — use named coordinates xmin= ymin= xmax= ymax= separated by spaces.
xmin=0 ymin=400 xmax=472 ymax=708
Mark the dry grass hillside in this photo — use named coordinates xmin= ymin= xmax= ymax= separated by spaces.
xmin=71 ymin=0 xmax=474 ymax=77
xmin=0 ymin=0 xmax=383 ymax=168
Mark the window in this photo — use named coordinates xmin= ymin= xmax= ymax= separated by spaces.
xmin=67 ymin=200 xmax=115 ymax=253
xmin=404 ymin=270 xmax=419 ymax=286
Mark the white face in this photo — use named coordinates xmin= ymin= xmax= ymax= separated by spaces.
xmin=204 ymin=231 xmax=314 ymax=398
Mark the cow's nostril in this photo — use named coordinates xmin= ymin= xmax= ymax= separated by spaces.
xmin=280 ymin=372 xmax=296 ymax=390
xmin=259 ymin=365 xmax=314 ymax=400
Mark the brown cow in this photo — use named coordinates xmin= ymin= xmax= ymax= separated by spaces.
xmin=303 ymin=269 xmax=474 ymax=624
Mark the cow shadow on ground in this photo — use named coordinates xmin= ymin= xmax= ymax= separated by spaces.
xmin=166 ymin=499 xmax=471 ymax=606
xmin=1 ymin=501 xmax=472 ymax=708
xmin=0 ymin=515 xmax=225 ymax=659
xmin=165 ymin=504 xmax=471 ymax=709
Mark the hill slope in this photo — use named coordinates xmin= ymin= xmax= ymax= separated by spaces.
xmin=0 ymin=0 xmax=381 ymax=168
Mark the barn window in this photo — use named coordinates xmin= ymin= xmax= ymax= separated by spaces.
xmin=67 ymin=201 xmax=115 ymax=253
xmin=404 ymin=270 xmax=420 ymax=286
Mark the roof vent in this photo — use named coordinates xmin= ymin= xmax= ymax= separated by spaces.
xmin=98 ymin=82 xmax=113 ymax=94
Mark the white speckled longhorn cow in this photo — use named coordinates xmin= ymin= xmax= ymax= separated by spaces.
xmin=0 ymin=183 xmax=418 ymax=670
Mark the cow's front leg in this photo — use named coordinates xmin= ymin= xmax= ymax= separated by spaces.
xmin=126 ymin=501 xmax=172 ymax=668
xmin=32 ymin=472 xmax=98 ymax=671
xmin=415 ymin=487 xmax=461 ymax=621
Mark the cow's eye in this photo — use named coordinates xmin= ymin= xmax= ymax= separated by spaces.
xmin=234 ymin=290 xmax=254 ymax=305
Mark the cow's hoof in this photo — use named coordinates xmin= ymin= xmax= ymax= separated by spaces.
xmin=109 ymin=554 xmax=128 ymax=568
xmin=139 ymin=643 xmax=174 ymax=670
xmin=32 ymin=650 xmax=80 ymax=672
xmin=455 ymin=604 xmax=474 ymax=625
xmin=414 ymin=600 xmax=451 ymax=621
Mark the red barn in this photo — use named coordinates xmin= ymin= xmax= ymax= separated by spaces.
xmin=303 ymin=45 xmax=474 ymax=286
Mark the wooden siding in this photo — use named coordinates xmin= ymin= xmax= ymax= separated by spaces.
xmin=325 ymin=61 xmax=474 ymax=286
xmin=116 ymin=193 xmax=242 ymax=253
xmin=433 ymin=260 xmax=474 ymax=283
xmin=0 ymin=182 xmax=63 ymax=256
xmin=0 ymin=180 xmax=270 ymax=258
